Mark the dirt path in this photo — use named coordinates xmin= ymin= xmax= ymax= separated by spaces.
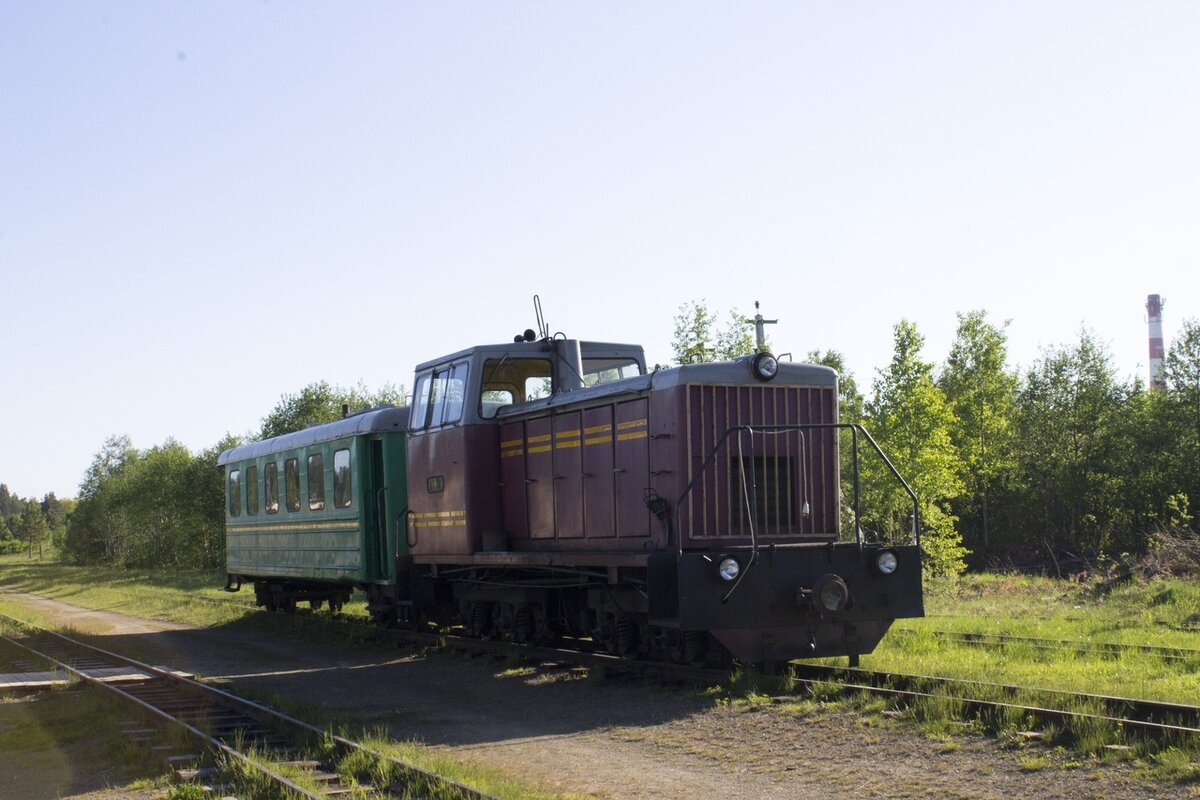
xmin=2 ymin=590 xmax=1194 ymax=800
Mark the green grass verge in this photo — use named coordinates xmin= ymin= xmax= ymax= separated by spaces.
xmin=857 ymin=573 xmax=1200 ymax=706
xmin=0 ymin=686 xmax=173 ymax=799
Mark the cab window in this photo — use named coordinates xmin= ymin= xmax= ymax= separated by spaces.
xmin=411 ymin=362 xmax=470 ymax=429
xmin=480 ymin=358 xmax=552 ymax=419
xmin=583 ymin=357 xmax=642 ymax=386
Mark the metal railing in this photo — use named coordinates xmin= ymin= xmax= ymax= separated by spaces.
xmin=674 ymin=423 xmax=921 ymax=600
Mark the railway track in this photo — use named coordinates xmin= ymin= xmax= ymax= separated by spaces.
xmin=238 ymin=603 xmax=1200 ymax=746
xmin=784 ymin=662 xmax=1200 ymax=740
xmin=372 ymin=623 xmax=1200 ymax=749
xmin=0 ymin=613 xmax=501 ymax=800
xmin=6 ymin=596 xmax=1198 ymax=781
xmin=894 ymin=627 xmax=1200 ymax=663
xmin=348 ymin=620 xmax=1200 ymax=746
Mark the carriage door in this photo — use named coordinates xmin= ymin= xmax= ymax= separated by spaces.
xmin=370 ymin=439 xmax=390 ymax=581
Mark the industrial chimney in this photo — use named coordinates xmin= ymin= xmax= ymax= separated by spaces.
xmin=1147 ymin=294 xmax=1166 ymax=393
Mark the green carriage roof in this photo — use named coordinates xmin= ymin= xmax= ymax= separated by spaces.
xmin=216 ymin=405 xmax=410 ymax=466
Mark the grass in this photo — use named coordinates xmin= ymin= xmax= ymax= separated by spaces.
xmin=856 ymin=572 xmax=1200 ymax=706
xmin=0 ymin=556 xmax=254 ymax=627
xmin=348 ymin=731 xmax=595 ymax=800
xmin=0 ymin=686 xmax=173 ymax=798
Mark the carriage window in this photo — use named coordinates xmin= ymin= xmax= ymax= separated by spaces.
xmin=333 ymin=449 xmax=352 ymax=508
xmin=307 ymin=453 xmax=325 ymax=510
xmin=246 ymin=465 xmax=259 ymax=515
xmin=227 ymin=468 xmax=241 ymax=517
xmin=480 ymin=358 xmax=553 ymax=418
xmin=410 ymin=362 xmax=470 ymax=429
xmin=285 ymin=458 xmax=300 ymax=511
xmin=264 ymin=462 xmax=279 ymax=514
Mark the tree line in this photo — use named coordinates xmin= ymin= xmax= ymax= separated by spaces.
xmin=0 ymin=484 xmax=71 ymax=557
xmin=57 ymin=382 xmax=404 ymax=569
xmin=29 ymin=304 xmax=1200 ymax=577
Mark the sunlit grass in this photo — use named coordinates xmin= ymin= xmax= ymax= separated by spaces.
xmin=0 ymin=686 xmax=173 ymax=795
xmin=855 ymin=573 xmax=1200 ymax=706
xmin=351 ymin=730 xmax=595 ymax=800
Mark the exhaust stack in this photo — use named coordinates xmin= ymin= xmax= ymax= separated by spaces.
xmin=1146 ymin=294 xmax=1166 ymax=393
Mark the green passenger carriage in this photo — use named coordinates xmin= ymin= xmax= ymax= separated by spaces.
xmin=217 ymin=405 xmax=409 ymax=614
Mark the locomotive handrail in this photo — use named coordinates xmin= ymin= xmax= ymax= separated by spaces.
xmin=674 ymin=423 xmax=922 ymax=593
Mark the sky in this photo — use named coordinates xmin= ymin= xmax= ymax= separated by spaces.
xmin=2 ymin=2 xmax=1198 ymax=501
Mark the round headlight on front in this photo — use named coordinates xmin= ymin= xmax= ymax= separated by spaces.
xmin=751 ymin=352 xmax=779 ymax=382
xmin=875 ymin=549 xmax=899 ymax=575
xmin=811 ymin=574 xmax=849 ymax=612
xmin=718 ymin=557 xmax=740 ymax=582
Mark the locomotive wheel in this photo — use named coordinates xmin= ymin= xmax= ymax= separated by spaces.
xmin=615 ymin=614 xmax=637 ymax=656
xmin=514 ymin=605 xmax=533 ymax=643
xmin=469 ymin=602 xmax=493 ymax=638
xmin=664 ymin=630 xmax=707 ymax=664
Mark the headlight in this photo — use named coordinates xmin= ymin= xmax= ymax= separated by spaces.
xmin=875 ymin=549 xmax=899 ymax=575
xmin=811 ymin=574 xmax=849 ymax=612
xmin=751 ymin=352 xmax=779 ymax=382
xmin=718 ymin=557 xmax=740 ymax=581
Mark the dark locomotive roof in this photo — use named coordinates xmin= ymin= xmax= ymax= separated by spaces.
xmin=495 ymin=358 xmax=837 ymax=418
xmin=414 ymin=339 xmax=647 ymax=372
xmin=217 ymin=404 xmax=410 ymax=466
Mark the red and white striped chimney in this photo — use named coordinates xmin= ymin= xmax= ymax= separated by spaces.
xmin=1146 ymin=293 xmax=1166 ymax=393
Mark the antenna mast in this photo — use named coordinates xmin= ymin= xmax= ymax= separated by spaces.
xmin=744 ymin=301 xmax=777 ymax=353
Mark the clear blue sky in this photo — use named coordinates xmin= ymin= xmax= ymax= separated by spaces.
xmin=2 ymin=3 xmax=1197 ymax=501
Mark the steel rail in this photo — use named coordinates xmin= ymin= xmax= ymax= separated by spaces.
xmin=366 ymin=623 xmax=1200 ymax=740
xmin=0 ymin=612 xmax=502 ymax=800
xmin=206 ymin=602 xmax=1200 ymax=742
xmin=0 ymin=627 xmax=327 ymax=800
xmin=895 ymin=628 xmax=1200 ymax=663
xmin=383 ymin=626 xmax=1200 ymax=741
xmin=785 ymin=663 xmax=1200 ymax=737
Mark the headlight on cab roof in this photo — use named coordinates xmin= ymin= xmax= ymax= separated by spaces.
xmin=875 ymin=549 xmax=899 ymax=575
xmin=751 ymin=352 xmax=779 ymax=382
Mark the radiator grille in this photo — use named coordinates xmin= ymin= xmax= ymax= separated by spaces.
xmin=685 ymin=384 xmax=837 ymax=539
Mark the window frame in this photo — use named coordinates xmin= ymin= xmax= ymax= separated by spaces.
xmin=228 ymin=468 xmax=241 ymax=518
xmin=307 ymin=452 xmax=326 ymax=511
xmin=479 ymin=357 xmax=553 ymax=418
xmin=333 ymin=448 xmax=352 ymax=509
xmin=285 ymin=458 xmax=300 ymax=512
xmin=264 ymin=462 xmax=279 ymax=514
xmin=246 ymin=464 xmax=259 ymax=515
xmin=410 ymin=360 xmax=471 ymax=430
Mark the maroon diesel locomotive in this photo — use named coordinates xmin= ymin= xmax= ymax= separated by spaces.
xmin=397 ymin=325 xmax=922 ymax=667
xmin=222 ymin=316 xmax=924 ymax=668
